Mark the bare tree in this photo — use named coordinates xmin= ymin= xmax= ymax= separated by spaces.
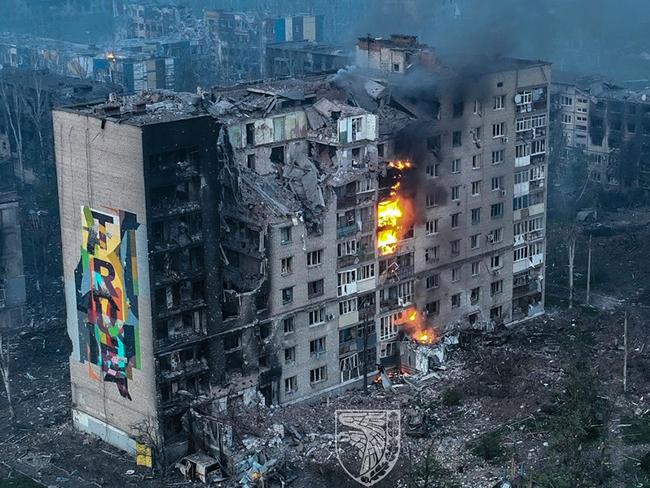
xmin=22 ymin=73 xmax=51 ymax=168
xmin=132 ymin=416 xmax=166 ymax=473
xmin=567 ymin=232 xmax=577 ymax=309
xmin=0 ymin=80 xmax=25 ymax=187
xmin=0 ymin=331 xmax=15 ymax=422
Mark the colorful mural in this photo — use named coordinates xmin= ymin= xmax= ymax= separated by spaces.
xmin=75 ymin=206 xmax=140 ymax=400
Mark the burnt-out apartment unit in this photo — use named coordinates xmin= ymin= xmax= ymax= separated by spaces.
xmin=54 ymin=49 xmax=550 ymax=463
xmin=552 ymin=72 xmax=650 ymax=189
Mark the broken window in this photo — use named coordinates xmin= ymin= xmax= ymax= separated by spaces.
xmin=451 ymin=267 xmax=461 ymax=282
xmin=451 ymin=212 xmax=460 ymax=229
xmin=379 ymin=341 xmax=397 ymax=358
xmin=425 ymin=246 xmax=439 ymax=263
xmin=453 ymin=101 xmax=464 ymax=118
xmin=308 ymin=307 xmax=326 ymax=325
xmin=490 ymin=306 xmax=503 ymax=320
xmin=285 ymin=376 xmax=297 ymax=394
xmin=450 ymin=239 xmax=461 ymax=256
xmin=425 ymin=300 xmax=439 ymax=316
xmin=247 ymin=153 xmax=256 ymax=170
xmin=283 ymin=316 xmax=295 ymax=334
xmin=491 ymin=280 xmax=503 ymax=296
xmin=452 ymin=130 xmax=462 ymax=147
xmin=451 ymin=293 xmax=461 ymax=309
xmin=427 ymin=134 xmax=441 ymax=152
xmin=224 ymin=333 xmax=241 ymax=351
xmin=310 ymin=337 xmax=327 ymax=356
xmin=281 ymin=256 xmax=293 ymax=275
xmin=470 ymin=234 xmax=480 ymax=250
xmin=270 ymin=146 xmax=285 ymax=164
xmin=307 ymin=279 xmax=324 ymax=299
xmin=273 ymin=116 xmax=286 ymax=141
xmin=310 ymin=366 xmax=327 ymax=384
xmin=351 ymin=117 xmax=364 ymax=141
xmin=282 ymin=287 xmax=294 ymax=304
xmin=470 ymin=287 xmax=480 ymax=304
xmin=340 ymin=354 xmax=360 ymax=382
xmin=307 ymin=249 xmax=323 ymax=267
xmin=280 ymin=226 xmax=292 ymax=244
xmin=425 ymin=273 xmax=439 ymax=289
xmin=284 ymin=346 xmax=296 ymax=364
xmin=379 ymin=313 xmax=400 ymax=341
xmin=246 ymin=123 xmax=255 ymax=145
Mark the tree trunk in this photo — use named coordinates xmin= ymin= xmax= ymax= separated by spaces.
xmin=0 ymin=333 xmax=15 ymax=422
xmin=568 ymin=235 xmax=576 ymax=309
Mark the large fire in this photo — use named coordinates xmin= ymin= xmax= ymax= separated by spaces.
xmin=400 ymin=308 xmax=438 ymax=345
xmin=377 ymin=160 xmax=414 ymax=256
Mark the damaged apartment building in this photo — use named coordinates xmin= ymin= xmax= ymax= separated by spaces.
xmin=553 ymin=72 xmax=650 ymax=189
xmin=53 ymin=47 xmax=550 ymax=465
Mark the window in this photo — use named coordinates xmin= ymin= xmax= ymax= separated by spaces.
xmin=359 ymin=263 xmax=375 ymax=280
xmin=513 ymin=195 xmax=529 ymax=211
xmin=283 ymin=316 xmax=295 ymax=334
xmin=380 ymin=312 xmax=401 ymax=340
xmin=471 ymin=180 xmax=481 ymax=196
xmin=426 ymin=163 xmax=439 ymax=177
xmin=337 ymin=239 xmax=357 ymax=257
xmin=422 ymin=218 xmax=437 ymax=238
xmin=491 ymin=203 xmax=504 ymax=219
xmin=282 ymin=287 xmax=294 ymax=304
xmin=340 ymin=354 xmax=360 ymax=382
xmin=493 ymin=95 xmax=505 ymax=110
xmin=351 ymin=117 xmax=364 ymax=141
xmin=471 ymin=208 xmax=481 ymax=225
xmin=451 ymin=212 xmax=460 ymax=228
xmin=425 ymin=246 xmax=439 ymax=263
xmin=516 ymin=143 xmax=530 ymax=158
xmin=338 ymin=270 xmax=357 ymax=296
xmin=491 ymin=176 xmax=503 ymax=191
xmin=308 ymin=279 xmax=324 ymax=298
xmin=490 ymin=254 xmax=502 ymax=269
xmin=450 ymin=239 xmax=460 ymax=256
xmin=426 ymin=192 xmax=439 ymax=207
xmin=426 ymin=273 xmax=439 ymax=289
xmin=470 ymin=287 xmax=480 ymax=304
xmin=490 ymin=306 xmax=503 ymax=320
xmin=453 ymin=101 xmax=464 ymax=118
xmin=427 ymin=135 xmax=441 ymax=152
xmin=451 ymin=267 xmax=460 ymax=282
xmin=281 ymin=256 xmax=293 ymax=275
xmin=379 ymin=342 xmax=397 ymax=358
xmin=473 ymin=99 xmax=482 ymax=114
xmin=492 ymin=122 xmax=505 ymax=138
xmin=472 ymin=154 xmax=482 ymax=169
xmin=280 ymin=226 xmax=292 ymax=244
xmin=560 ymin=95 xmax=573 ymax=106
xmin=492 ymin=150 xmax=504 ymax=165
xmin=451 ymin=186 xmax=460 ymax=201
xmin=531 ymin=139 xmax=545 ymax=155
xmin=452 ymin=158 xmax=461 ymax=173
xmin=453 ymin=130 xmax=462 ymax=147
xmin=284 ymin=346 xmax=295 ymax=364
xmin=310 ymin=366 xmax=327 ymax=384
xmin=307 ymin=249 xmax=323 ymax=267
xmin=562 ymin=114 xmax=572 ymax=124
xmin=285 ymin=376 xmax=297 ymax=394
xmin=425 ymin=300 xmax=439 ymax=316
xmin=247 ymin=153 xmax=256 ymax=170
xmin=491 ymin=280 xmax=503 ymax=296
xmin=470 ymin=234 xmax=480 ymax=249
xmin=310 ymin=337 xmax=327 ymax=356
xmin=490 ymin=227 xmax=503 ymax=243
xmin=451 ymin=293 xmax=461 ymax=309
xmin=471 ymin=261 xmax=480 ymax=276
xmin=514 ymin=170 xmax=529 ymax=184
xmin=356 ymin=178 xmax=375 ymax=193
xmin=339 ymin=298 xmax=357 ymax=315
xmin=308 ymin=307 xmax=325 ymax=325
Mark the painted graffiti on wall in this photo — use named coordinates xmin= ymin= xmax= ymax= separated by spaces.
xmin=75 ymin=206 xmax=140 ymax=400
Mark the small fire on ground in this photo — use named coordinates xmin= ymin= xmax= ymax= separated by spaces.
xmin=377 ymin=160 xmax=414 ymax=256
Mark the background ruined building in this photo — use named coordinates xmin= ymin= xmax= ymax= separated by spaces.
xmin=51 ymin=44 xmax=551 ymax=470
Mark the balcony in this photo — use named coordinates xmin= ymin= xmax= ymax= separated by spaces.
xmin=159 ymin=359 xmax=210 ymax=383
xmin=154 ymin=329 xmax=208 ymax=354
xmin=151 ymin=232 xmax=203 ymax=255
xmin=337 ymin=254 xmax=358 ymax=268
xmin=156 ymin=298 xmax=206 ymax=320
xmin=337 ymin=222 xmax=360 ymax=238
xmin=153 ymin=268 xmax=204 ymax=287
xmin=151 ymin=200 xmax=201 ymax=220
xmin=338 ymin=282 xmax=358 ymax=297
xmin=339 ymin=340 xmax=358 ymax=355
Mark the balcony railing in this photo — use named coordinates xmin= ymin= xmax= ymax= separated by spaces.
xmin=337 ymin=222 xmax=359 ymax=238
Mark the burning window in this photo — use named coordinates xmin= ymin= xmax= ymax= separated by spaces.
xmin=377 ymin=160 xmax=414 ymax=256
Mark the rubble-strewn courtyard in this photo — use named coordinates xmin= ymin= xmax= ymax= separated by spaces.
xmin=1 ymin=298 xmax=648 ymax=487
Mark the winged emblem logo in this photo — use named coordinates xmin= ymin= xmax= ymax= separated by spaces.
xmin=335 ymin=409 xmax=401 ymax=486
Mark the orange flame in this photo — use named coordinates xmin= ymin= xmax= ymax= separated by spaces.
xmin=399 ymin=308 xmax=438 ymax=345
xmin=377 ymin=160 xmax=414 ymax=256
